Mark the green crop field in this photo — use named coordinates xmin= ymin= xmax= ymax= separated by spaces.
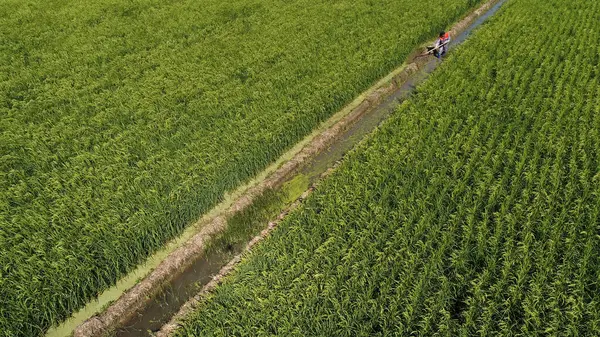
xmin=0 ymin=0 xmax=486 ymax=335
xmin=177 ymin=0 xmax=600 ymax=335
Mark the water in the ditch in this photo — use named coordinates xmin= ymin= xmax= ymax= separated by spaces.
xmin=114 ymin=247 xmax=237 ymax=336
xmin=115 ymin=1 xmax=508 ymax=335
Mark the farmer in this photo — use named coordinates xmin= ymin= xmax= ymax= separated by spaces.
xmin=435 ymin=31 xmax=451 ymax=58
xmin=428 ymin=31 xmax=451 ymax=58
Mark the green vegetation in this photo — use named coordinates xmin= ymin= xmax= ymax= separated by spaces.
xmin=207 ymin=189 xmax=284 ymax=256
xmin=0 ymin=0 xmax=484 ymax=334
xmin=177 ymin=0 xmax=600 ymax=335
xmin=208 ymin=174 xmax=310 ymax=256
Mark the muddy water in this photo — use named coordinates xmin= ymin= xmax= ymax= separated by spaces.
xmin=115 ymin=1 xmax=508 ymax=335
xmin=114 ymin=246 xmax=239 ymax=336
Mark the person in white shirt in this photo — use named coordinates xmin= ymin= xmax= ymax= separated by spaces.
xmin=434 ymin=31 xmax=451 ymax=58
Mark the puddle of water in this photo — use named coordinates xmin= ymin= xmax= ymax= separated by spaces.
xmin=114 ymin=1 xmax=508 ymax=335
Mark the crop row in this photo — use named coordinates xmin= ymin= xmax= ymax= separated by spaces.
xmin=0 ymin=0 xmax=485 ymax=335
xmin=177 ymin=0 xmax=600 ymax=335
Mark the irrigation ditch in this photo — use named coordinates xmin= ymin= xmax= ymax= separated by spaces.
xmin=46 ymin=0 xmax=509 ymax=335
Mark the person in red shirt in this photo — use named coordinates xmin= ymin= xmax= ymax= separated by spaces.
xmin=426 ymin=31 xmax=451 ymax=58
xmin=434 ymin=31 xmax=451 ymax=58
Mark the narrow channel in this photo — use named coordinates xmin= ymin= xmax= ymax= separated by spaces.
xmin=115 ymin=1 xmax=508 ymax=335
